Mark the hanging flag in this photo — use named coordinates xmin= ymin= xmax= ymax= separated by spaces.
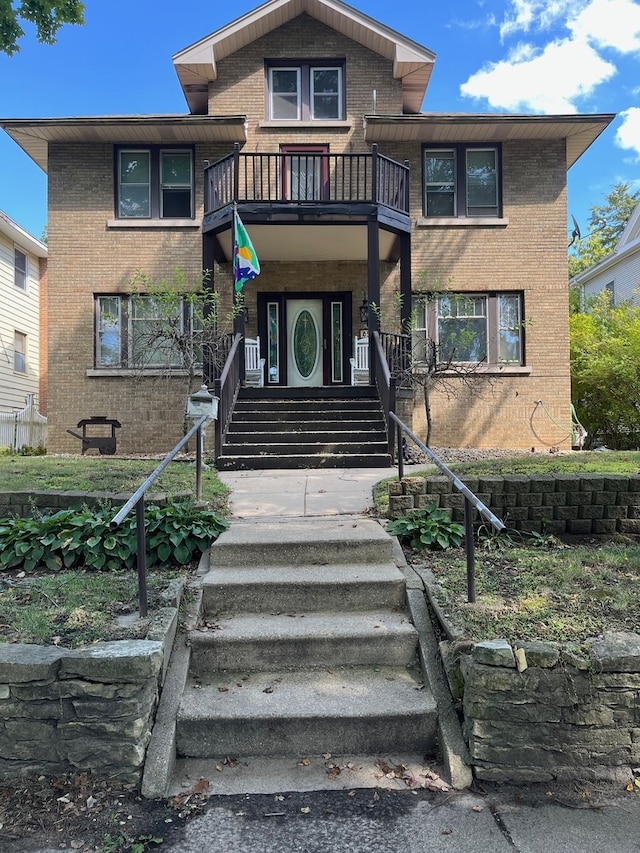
xmin=234 ymin=211 xmax=260 ymax=293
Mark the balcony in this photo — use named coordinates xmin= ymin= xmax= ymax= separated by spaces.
xmin=203 ymin=145 xmax=410 ymax=263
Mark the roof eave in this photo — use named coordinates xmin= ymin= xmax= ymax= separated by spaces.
xmin=0 ymin=115 xmax=248 ymax=172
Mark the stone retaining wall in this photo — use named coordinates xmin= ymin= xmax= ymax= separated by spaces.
xmin=0 ymin=641 xmax=163 ymax=782
xmin=453 ymin=633 xmax=640 ymax=783
xmin=388 ymin=474 xmax=640 ymax=535
xmin=0 ymin=490 xmax=193 ymax=518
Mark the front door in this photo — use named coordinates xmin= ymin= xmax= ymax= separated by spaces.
xmin=286 ymin=299 xmax=323 ymax=386
xmin=258 ymin=292 xmax=351 ymax=387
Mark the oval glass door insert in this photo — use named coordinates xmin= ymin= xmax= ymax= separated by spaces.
xmin=293 ymin=309 xmax=319 ymax=378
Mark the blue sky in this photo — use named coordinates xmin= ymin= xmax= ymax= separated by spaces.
xmin=1 ymin=0 xmax=639 ymax=242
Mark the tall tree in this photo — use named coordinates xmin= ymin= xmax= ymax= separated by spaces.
xmin=570 ymin=291 xmax=640 ymax=449
xmin=569 ymin=182 xmax=640 ymax=278
xmin=0 ymin=1 xmax=85 ymax=55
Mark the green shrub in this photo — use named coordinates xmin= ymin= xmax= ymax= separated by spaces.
xmin=0 ymin=502 xmax=229 ymax=573
xmin=387 ymin=504 xmax=464 ymax=550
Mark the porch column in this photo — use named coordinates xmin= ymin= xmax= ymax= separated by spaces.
xmin=202 ymin=233 xmax=216 ymax=386
xmin=367 ymin=216 xmax=380 ymax=384
xmin=399 ymin=230 xmax=412 ymax=332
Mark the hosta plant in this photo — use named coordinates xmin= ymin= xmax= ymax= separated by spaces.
xmin=387 ymin=504 xmax=464 ymax=551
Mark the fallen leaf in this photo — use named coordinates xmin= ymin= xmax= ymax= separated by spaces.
xmin=300 ymin=806 xmax=311 ymax=813
xmin=472 ymin=805 xmax=483 ymax=812
xmin=299 ymin=758 xmax=311 ymax=766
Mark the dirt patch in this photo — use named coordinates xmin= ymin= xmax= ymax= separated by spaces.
xmin=0 ymin=771 xmax=211 ymax=853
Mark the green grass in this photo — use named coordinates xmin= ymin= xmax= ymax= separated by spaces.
xmin=0 ymin=456 xmax=229 ymax=514
xmin=411 ymin=536 xmax=640 ymax=646
xmin=0 ymin=569 xmax=183 ymax=647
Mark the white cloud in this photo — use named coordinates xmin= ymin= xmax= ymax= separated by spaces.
xmin=500 ymin=0 xmax=585 ymax=38
xmin=569 ymin=0 xmax=640 ymax=52
xmin=461 ymin=36 xmax=616 ymax=112
xmin=616 ymin=108 xmax=640 ymax=156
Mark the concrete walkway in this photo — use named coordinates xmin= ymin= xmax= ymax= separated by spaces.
xmin=217 ymin=464 xmax=431 ymax=518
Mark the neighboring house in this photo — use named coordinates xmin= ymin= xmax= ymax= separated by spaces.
xmin=0 ymin=209 xmax=47 ymax=414
xmin=570 ymin=200 xmax=640 ymax=307
xmin=0 ymin=0 xmax=614 ymax=456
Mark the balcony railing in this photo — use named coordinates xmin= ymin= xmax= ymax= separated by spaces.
xmin=204 ymin=143 xmax=409 ymax=217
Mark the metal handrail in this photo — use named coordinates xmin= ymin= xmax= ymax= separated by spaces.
xmin=371 ymin=331 xmax=396 ymax=455
xmin=110 ymin=413 xmax=208 ymax=617
xmin=389 ymin=411 xmax=505 ymax=603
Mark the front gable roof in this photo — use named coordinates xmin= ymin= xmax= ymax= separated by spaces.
xmin=173 ymin=0 xmax=436 ymax=115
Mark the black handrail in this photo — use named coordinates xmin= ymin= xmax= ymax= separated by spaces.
xmin=371 ymin=331 xmax=396 ymax=456
xmin=204 ymin=145 xmax=410 ymax=215
xmin=214 ymin=332 xmax=242 ymax=461
xmin=110 ymin=414 xmax=209 ymax=618
xmin=389 ymin=411 xmax=505 ymax=604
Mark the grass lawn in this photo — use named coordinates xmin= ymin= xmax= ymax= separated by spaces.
xmin=0 ymin=454 xmax=229 ymax=647
xmin=385 ymin=451 xmax=640 ymax=646
xmin=0 ymin=454 xmax=229 ymax=514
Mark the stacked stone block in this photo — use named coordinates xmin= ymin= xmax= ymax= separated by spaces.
xmin=0 ymin=641 xmax=163 ymax=781
xmin=458 ymin=632 xmax=640 ymax=783
xmin=387 ymin=474 xmax=640 ymax=535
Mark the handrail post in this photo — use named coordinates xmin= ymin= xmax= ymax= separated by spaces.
xmin=464 ymin=496 xmax=476 ymax=604
xmin=196 ymin=424 xmax=203 ymax=501
xmin=136 ymin=496 xmax=148 ymax=618
xmin=233 ymin=142 xmax=240 ymax=202
xmin=397 ymin=424 xmax=404 ymax=481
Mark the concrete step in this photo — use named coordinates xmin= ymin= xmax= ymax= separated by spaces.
xmin=176 ymin=665 xmax=436 ymax=758
xmin=215 ymin=452 xmax=392 ymax=470
xmin=201 ymin=562 xmax=407 ymax=615
xmin=188 ymin=610 xmax=418 ymax=673
xmin=209 ymin=517 xmax=395 ymax=567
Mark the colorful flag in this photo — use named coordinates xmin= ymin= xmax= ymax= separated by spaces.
xmin=234 ymin=211 xmax=260 ymax=293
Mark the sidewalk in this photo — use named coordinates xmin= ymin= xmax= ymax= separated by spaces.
xmin=217 ymin=464 xmax=427 ymax=518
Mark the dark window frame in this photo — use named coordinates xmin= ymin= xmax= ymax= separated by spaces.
xmin=412 ymin=291 xmax=524 ymax=366
xmin=265 ymin=59 xmax=346 ymax=121
xmin=94 ymin=293 xmax=195 ymax=369
xmin=115 ymin=145 xmax=195 ymax=220
xmin=422 ymin=143 xmax=502 ymax=218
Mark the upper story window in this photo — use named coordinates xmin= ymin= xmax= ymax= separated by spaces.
xmin=116 ymin=147 xmax=194 ymax=219
xmin=412 ymin=292 xmax=523 ymax=366
xmin=267 ymin=62 xmax=344 ymax=121
xmin=14 ymin=247 xmax=27 ymax=290
xmin=423 ymin=145 xmax=501 ymax=218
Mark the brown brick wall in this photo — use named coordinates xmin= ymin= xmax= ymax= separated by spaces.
xmin=45 ymin=16 xmax=572 ymax=453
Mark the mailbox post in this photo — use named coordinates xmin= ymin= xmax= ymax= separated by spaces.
xmin=186 ymin=385 xmax=219 ymax=500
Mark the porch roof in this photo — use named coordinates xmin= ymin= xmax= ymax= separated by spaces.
xmin=0 ymin=115 xmax=248 ymax=172
xmin=364 ymin=112 xmax=616 ymax=169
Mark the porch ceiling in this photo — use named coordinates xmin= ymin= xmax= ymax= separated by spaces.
xmin=218 ymin=223 xmax=398 ymax=262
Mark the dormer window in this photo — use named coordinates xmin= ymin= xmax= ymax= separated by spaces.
xmin=267 ymin=61 xmax=344 ymax=121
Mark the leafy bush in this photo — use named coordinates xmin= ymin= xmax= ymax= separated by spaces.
xmin=0 ymin=502 xmax=229 ymax=573
xmin=387 ymin=504 xmax=464 ymax=550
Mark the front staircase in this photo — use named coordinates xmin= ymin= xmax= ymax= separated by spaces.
xmin=170 ymin=517 xmax=437 ymax=791
xmin=215 ymin=387 xmax=392 ymax=470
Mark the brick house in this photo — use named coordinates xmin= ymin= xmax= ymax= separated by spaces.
xmin=0 ymin=0 xmax=613 ymax=463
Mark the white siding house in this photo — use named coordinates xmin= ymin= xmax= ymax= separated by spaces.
xmin=571 ymin=201 xmax=640 ymax=306
xmin=0 ymin=210 xmax=47 ymax=413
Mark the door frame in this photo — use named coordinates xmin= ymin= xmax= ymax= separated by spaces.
xmin=257 ymin=290 xmax=352 ymax=386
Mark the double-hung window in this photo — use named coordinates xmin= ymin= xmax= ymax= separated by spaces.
xmin=423 ymin=145 xmax=501 ymax=218
xmin=412 ymin=292 xmax=523 ymax=366
xmin=14 ymin=247 xmax=27 ymax=290
xmin=267 ymin=62 xmax=344 ymax=120
xmin=14 ymin=331 xmax=26 ymax=373
xmin=116 ymin=147 xmax=194 ymax=219
xmin=95 ymin=294 xmax=194 ymax=369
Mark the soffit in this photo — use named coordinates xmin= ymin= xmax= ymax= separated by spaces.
xmin=0 ymin=115 xmax=248 ymax=172
xmin=173 ymin=0 xmax=435 ymax=114
xmin=364 ymin=113 xmax=616 ymax=168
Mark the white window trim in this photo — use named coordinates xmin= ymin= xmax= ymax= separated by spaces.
xmin=14 ymin=246 xmax=28 ymax=292
xmin=310 ymin=66 xmax=342 ymax=120
xmin=269 ymin=66 xmax=302 ymax=121
xmin=13 ymin=330 xmax=27 ymax=373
